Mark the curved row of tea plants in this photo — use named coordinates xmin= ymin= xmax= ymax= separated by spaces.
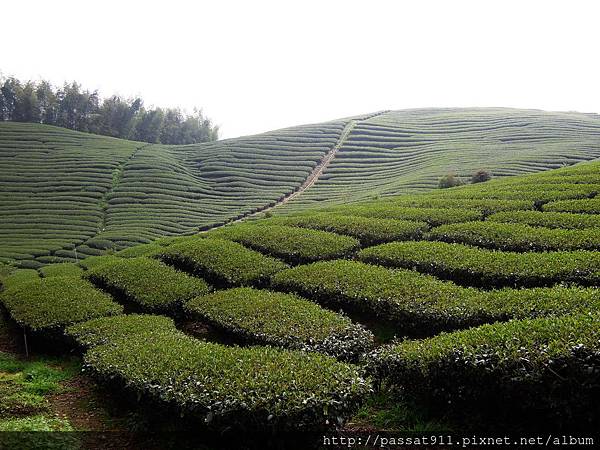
xmin=367 ymin=312 xmax=600 ymax=429
xmin=185 ymin=287 xmax=374 ymax=361
xmin=429 ymin=221 xmax=600 ymax=251
xmin=271 ymin=260 xmax=600 ymax=336
xmin=358 ymin=241 xmax=600 ymax=288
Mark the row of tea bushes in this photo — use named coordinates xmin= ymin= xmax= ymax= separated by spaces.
xmin=487 ymin=210 xmax=600 ymax=230
xmin=322 ymin=205 xmax=482 ymax=227
xmin=543 ymin=197 xmax=600 ymax=214
xmin=208 ymin=224 xmax=359 ymax=264
xmin=66 ymin=314 xmax=178 ymax=349
xmin=262 ymin=213 xmax=428 ymax=246
xmin=184 ymin=287 xmax=374 ymax=361
xmin=367 ymin=312 xmax=600 ymax=429
xmin=68 ymin=314 xmax=371 ymax=430
xmin=38 ymin=263 xmax=84 ymax=278
xmin=380 ymin=197 xmax=533 ymax=213
xmin=358 ymin=241 xmax=600 ymax=288
xmin=158 ymin=237 xmax=288 ymax=287
xmin=85 ymin=257 xmax=209 ymax=314
xmin=271 ymin=260 xmax=600 ymax=335
xmin=0 ymin=276 xmax=122 ymax=333
xmin=429 ymin=221 xmax=600 ymax=251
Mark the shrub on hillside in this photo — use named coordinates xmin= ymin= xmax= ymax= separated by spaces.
xmin=0 ymin=277 xmax=122 ymax=332
xmin=261 ymin=213 xmax=429 ymax=246
xmin=39 ymin=263 xmax=83 ymax=278
xmin=83 ymin=329 xmax=371 ymax=431
xmin=437 ymin=172 xmax=463 ymax=189
xmin=429 ymin=221 xmax=600 ymax=251
xmin=358 ymin=240 xmax=600 ymax=287
xmin=471 ymin=169 xmax=492 ymax=183
xmin=85 ymin=257 xmax=209 ymax=314
xmin=158 ymin=237 xmax=288 ymax=287
xmin=185 ymin=287 xmax=374 ymax=360
xmin=66 ymin=314 xmax=177 ymax=349
xmin=367 ymin=313 xmax=600 ymax=429
xmin=209 ymin=224 xmax=360 ymax=264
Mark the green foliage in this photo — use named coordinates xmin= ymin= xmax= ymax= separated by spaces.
xmin=262 ymin=213 xmax=429 ymax=246
xmin=0 ymin=269 xmax=40 ymax=290
xmin=114 ymin=243 xmax=165 ymax=258
xmin=438 ymin=172 xmax=463 ymax=189
xmin=488 ymin=210 xmax=600 ymax=229
xmin=158 ymin=237 xmax=287 ymax=287
xmin=367 ymin=313 xmax=600 ymax=427
xmin=86 ymin=257 xmax=209 ymax=313
xmin=471 ymin=169 xmax=492 ymax=184
xmin=84 ymin=329 xmax=371 ymax=430
xmin=323 ymin=205 xmax=482 ymax=227
xmin=358 ymin=240 xmax=600 ymax=287
xmin=39 ymin=263 xmax=83 ymax=278
xmin=78 ymin=255 xmax=122 ymax=270
xmin=543 ymin=197 xmax=600 ymax=213
xmin=0 ymin=75 xmax=218 ymax=144
xmin=185 ymin=287 xmax=374 ymax=360
xmin=210 ymin=224 xmax=359 ymax=264
xmin=0 ymin=276 xmax=122 ymax=332
xmin=273 ymin=259 xmax=600 ymax=334
xmin=66 ymin=314 xmax=177 ymax=349
xmin=429 ymin=221 xmax=600 ymax=251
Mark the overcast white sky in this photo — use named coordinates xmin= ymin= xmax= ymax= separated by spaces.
xmin=2 ymin=0 xmax=599 ymax=139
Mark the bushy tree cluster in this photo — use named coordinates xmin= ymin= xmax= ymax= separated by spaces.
xmin=0 ymin=75 xmax=218 ymax=144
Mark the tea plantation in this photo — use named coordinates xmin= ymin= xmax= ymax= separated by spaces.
xmin=3 ymin=107 xmax=600 ymax=269
xmin=1 ymin=111 xmax=600 ymax=440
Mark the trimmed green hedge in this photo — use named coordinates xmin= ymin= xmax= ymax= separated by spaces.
xmin=86 ymin=257 xmax=209 ymax=314
xmin=358 ymin=241 xmax=600 ymax=287
xmin=367 ymin=313 xmax=600 ymax=427
xmin=78 ymin=255 xmax=122 ymax=271
xmin=543 ymin=197 xmax=600 ymax=214
xmin=185 ymin=287 xmax=373 ymax=360
xmin=0 ymin=269 xmax=40 ymax=290
xmin=487 ymin=210 xmax=600 ymax=230
xmin=209 ymin=224 xmax=360 ymax=264
xmin=114 ymin=243 xmax=165 ymax=258
xmin=39 ymin=263 xmax=84 ymax=278
xmin=263 ymin=213 xmax=428 ymax=246
xmin=66 ymin=314 xmax=177 ymax=349
xmin=83 ymin=329 xmax=371 ymax=430
xmin=429 ymin=221 xmax=600 ymax=251
xmin=158 ymin=238 xmax=287 ymax=287
xmin=272 ymin=259 xmax=600 ymax=334
xmin=0 ymin=276 xmax=122 ymax=332
xmin=324 ymin=205 xmax=482 ymax=227
xmin=386 ymin=197 xmax=533 ymax=213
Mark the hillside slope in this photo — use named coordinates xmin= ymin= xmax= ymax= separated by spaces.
xmin=2 ymin=107 xmax=600 ymax=267
xmin=2 ymin=158 xmax=600 ymax=434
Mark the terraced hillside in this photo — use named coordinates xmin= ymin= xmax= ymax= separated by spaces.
xmin=3 ymin=107 xmax=600 ymax=268
xmin=278 ymin=108 xmax=600 ymax=212
xmin=1 ymin=160 xmax=599 ymax=438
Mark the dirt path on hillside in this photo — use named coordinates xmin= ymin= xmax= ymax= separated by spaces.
xmin=204 ymin=110 xmax=390 ymax=230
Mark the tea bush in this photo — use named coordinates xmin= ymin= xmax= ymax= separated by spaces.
xmin=358 ymin=241 xmax=600 ymax=287
xmin=84 ymin=330 xmax=371 ymax=430
xmin=210 ymin=224 xmax=359 ymax=264
xmin=185 ymin=287 xmax=374 ymax=360
xmin=0 ymin=276 xmax=122 ymax=332
xmin=263 ymin=213 xmax=428 ymax=245
xmin=367 ymin=313 xmax=600 ymax=428
xmin=429 ymin=221 xmax=600 ymax=251
xmin=158 ymin=238 xmax=287 ymax=287
xmin=86 ymin=257 xmax=209 ymax=314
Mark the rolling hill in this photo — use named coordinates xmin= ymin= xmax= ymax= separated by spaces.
xmin=1 ymin=157 xmax=599 ymax=437
xmin=2 ymin=107 xmax=600 ymax=268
